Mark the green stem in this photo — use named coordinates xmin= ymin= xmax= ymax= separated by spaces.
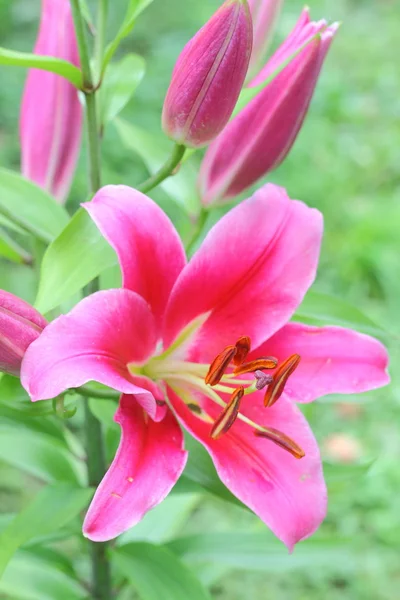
xmin=85 ymin=93 xmax=102 ymax=193
xmin=137 ymin=143 xmax=186 ymax=193
xmin=70 ymin=0 xmax=93 ymax=90
xmin=95 ymin=0 xmax=108 ymax=83
xmin=70 ymin=2 xmax=109 ymax=597
xmin=83 ymin=401 xmax=112 ymax=600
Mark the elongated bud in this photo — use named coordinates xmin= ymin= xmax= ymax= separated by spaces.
xmin=162 ymin=0 xmax=253 ymax=148
xmin=20 ymin=0 xmax=82 ymax=203
xmin=199 ymin=8 xmax=338 ymax=205
xmin=0 ymin=291 xmax=47 ymax=376
xmin=247 ymin=0 xmax=283 ymax=81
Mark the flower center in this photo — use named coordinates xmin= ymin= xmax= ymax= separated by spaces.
xmin=132 ymin=318 xmax=304 ymax=459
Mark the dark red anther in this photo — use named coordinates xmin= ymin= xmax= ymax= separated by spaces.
xmin=205 ymin=345 xmax=237 ymax=386
xmin=210 ymin=386 xmax=244 ymax=439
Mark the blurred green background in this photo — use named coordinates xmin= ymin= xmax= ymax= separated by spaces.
xmin=0 ymin=0 xmax=399 ymax=598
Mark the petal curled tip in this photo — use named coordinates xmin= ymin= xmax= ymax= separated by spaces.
xmin=255 ymin=427 xmax=305 ymax=459
xmin=205 ymin=345 xmax=237 ymax=386
xmin=210 ymin=386 xmax=244 ymax=439
xmin=162 ymin=0 xmax=253 ymax=147
xmin=233 ymin=356 xmax=278 ymax=375
xmin=233 ymin=335 xmax=251 ymax=366
xmin=264 ymin=354 xmax=301 ymax=407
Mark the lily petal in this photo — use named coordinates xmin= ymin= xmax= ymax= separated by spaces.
xmin=164 ymin=184 xmax=322 ymax=360
xmin=83 ymin=394 xmax=187 ymax=541
xmin=168 ymin=388 xmax=326 ymax=550
xmin=255 ymin=322 xmax=390 ymax=403
xmin=84 ymin=186 xmax=186 ymax=329
xmin=21 ymin=289 xmax=158 ymax=418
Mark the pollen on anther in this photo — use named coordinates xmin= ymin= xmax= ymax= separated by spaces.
xmin=210 ymin=386 xmax=244 ymax=439
xmin=264 ymin=354 xmax=301 ymax=407
xmin=233 ymin=336 xmax=251 ymax=366
xmin=205 ymin=345 xmax=237 ymax=386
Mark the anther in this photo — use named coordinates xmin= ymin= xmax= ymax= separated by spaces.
xmin=233 ymin=356 xmax=278 ymax=376
xmin=264 ymin=354 xmax=301 ymax=407
xmin=233 ymin=336 xmax=251 ymax=366
xmin=254 ymin=427 xmax=305 ymax=459
xmin=205 ymin=345 xmax=237 ymax=386
xmin=210 ymin=386 xmax=244 ymax=439
xmin=254 ymin=370 xmax=273 ymax=390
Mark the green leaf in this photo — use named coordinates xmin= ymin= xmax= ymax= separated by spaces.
xmin=102 ymin=0 xmax=154 ymax=73
xmin=0 ymin=47 xmax=82 ymax=88
xmin=181 ymin=434 xmax=244 ymax=509
xmin=0 ymin=484 xmax=92 ymax=578
xmin=0 ymin=424 xmax=85 ymax=484
xmin=100 ymin=53 xmax=145 ymax=125
xmin=167 ymin=531 xmax=357 ymax=573
xmin=113 ymin=542 xmax=212 ymax=600
xmin=0 ymin=169 xmax=70 ymax=243
xmin=0 ymin=227 xmax=31 ymax=264
xmin=0 ymin=551 xmax=87 ymax=599
xmin=114 ymin=118 xmax=200 ymax=216
xmin=294 ymin=290 xmax=386 ymax=339
xmin=35 ymin=207 xmax=116 ymax=314
xmin=117 ymin=493 xmax=201 ymax=546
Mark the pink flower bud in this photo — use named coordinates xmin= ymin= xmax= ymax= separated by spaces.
xmin=199 ymin=9 xmax=338 ymax=205
xmin=247 ymin=0 xmax=283 ymax=81
xmin=0 ymin=291 xmax=47 ymax=376
xmin=20 ymin=0 xmax=83 ymax=203
xmin=162 ymin=0 xmax=253 ymax=148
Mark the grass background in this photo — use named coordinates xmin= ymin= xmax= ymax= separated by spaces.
xmin=0 ymin=0 xmax=399 ymax=598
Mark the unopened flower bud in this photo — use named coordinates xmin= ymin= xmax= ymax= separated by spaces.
xmin=199 ymin=8 xmax=338 ymax=205
xmin=162 ymin=0 xmax=253 ymax=148
xmin=247 ymin=0 xmax=283 ymax=80
xmin=0 ymin=291 xmax=47 ymax=376
xmin=20 ymin=0 xmax=82 ymax=203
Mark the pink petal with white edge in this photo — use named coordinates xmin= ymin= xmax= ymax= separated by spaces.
xmin=84 ymin=186 xmax=186 ymax=329
xmin=255 ymin=322 xmax=390 ymax=403
xmin=168 ymin=388 xmax=326 ymax=550
xmin=83 ymin=394 xmax=187 ymax=541
xmin=21 ymin=289 xmax=159 ymax=419
xmin=164 ymin=184 xmax=323 ymax=362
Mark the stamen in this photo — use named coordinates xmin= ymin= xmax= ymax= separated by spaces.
xmin=264 ymin=354 xmax=301 ymax=407
xmin=210 ymin=386 xmax=244 ymax=439
xmin=205 ymin=345 xmax=237 ymax=386
xmin=233 ymin=336 xmax=251 ymax=366
xmin=233 ymin=356 xmax=278 ymax=375
xmin=254 ymin=370 xmax=273 ymax=390
xmin=254 ymin=427 xmax=305 ymax=459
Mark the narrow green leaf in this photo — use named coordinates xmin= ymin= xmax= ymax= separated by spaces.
xmin=0 ymin=551 xmax=87 ymax=599
xmin=113 ymin=542 xmax=212 ymax=600
xmin=0 ymin=227 xmax=31 ymax=264
xmin=0 ymin=424 xmax=84 ymax=484
xmin=0 ymin=47 xmax=82 ymax=88
xmin=0 ymin=484 xmax=92 ymax=578
xmin=102 ymin=0 xmax=154 ymax=73
xmin=114 ymin=118 xmax=200 ymax=217
xmin=0 ymin=169 xmax=69 ymax=243
xmin=167 ymin=531 xmax=357 ymax=573
xmin=35 ymin=207 xmax=116 ymax=314
xmin=100 ymin=53 xmax=145 ymax=125
xmin=294 ymin=290 xmax=386 ymax=338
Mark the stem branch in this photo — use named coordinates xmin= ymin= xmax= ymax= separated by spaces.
xmin=137 ymin=143 xmax=186 ymax=193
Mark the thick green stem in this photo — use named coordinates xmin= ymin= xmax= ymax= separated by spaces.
xmin=138 ymin=143 xmax=186 ymax=193
xmin=85 ymin=92 xmax=102 ymax=193
xmin=83 ymin=401 xmax=112 ymax=600
xmin=70 ymin=1 xmax=109 ymax=597
xmin=95 ymin=0 xmax=108 ymax=82
xmin=74 ymin=385 xmax=120 ymax=401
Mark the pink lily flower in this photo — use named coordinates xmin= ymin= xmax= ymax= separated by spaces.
xmin=21 ymin=184 xmax=389 ymax=548
xmin=0 ymin=290 xmax=47 ymax=376
xmin=162 ymin=0 xmax=253 ymax=148
xmin=247 ymin=0 xmax=284 ymax=81
xmin=20 ymin=0 xmax=82 ymax=202
xmin=199 ymin=9 xmax=338 ymax=206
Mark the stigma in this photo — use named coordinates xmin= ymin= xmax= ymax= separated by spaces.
xmin=205 ymin=336 xmax=304 ymax=459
